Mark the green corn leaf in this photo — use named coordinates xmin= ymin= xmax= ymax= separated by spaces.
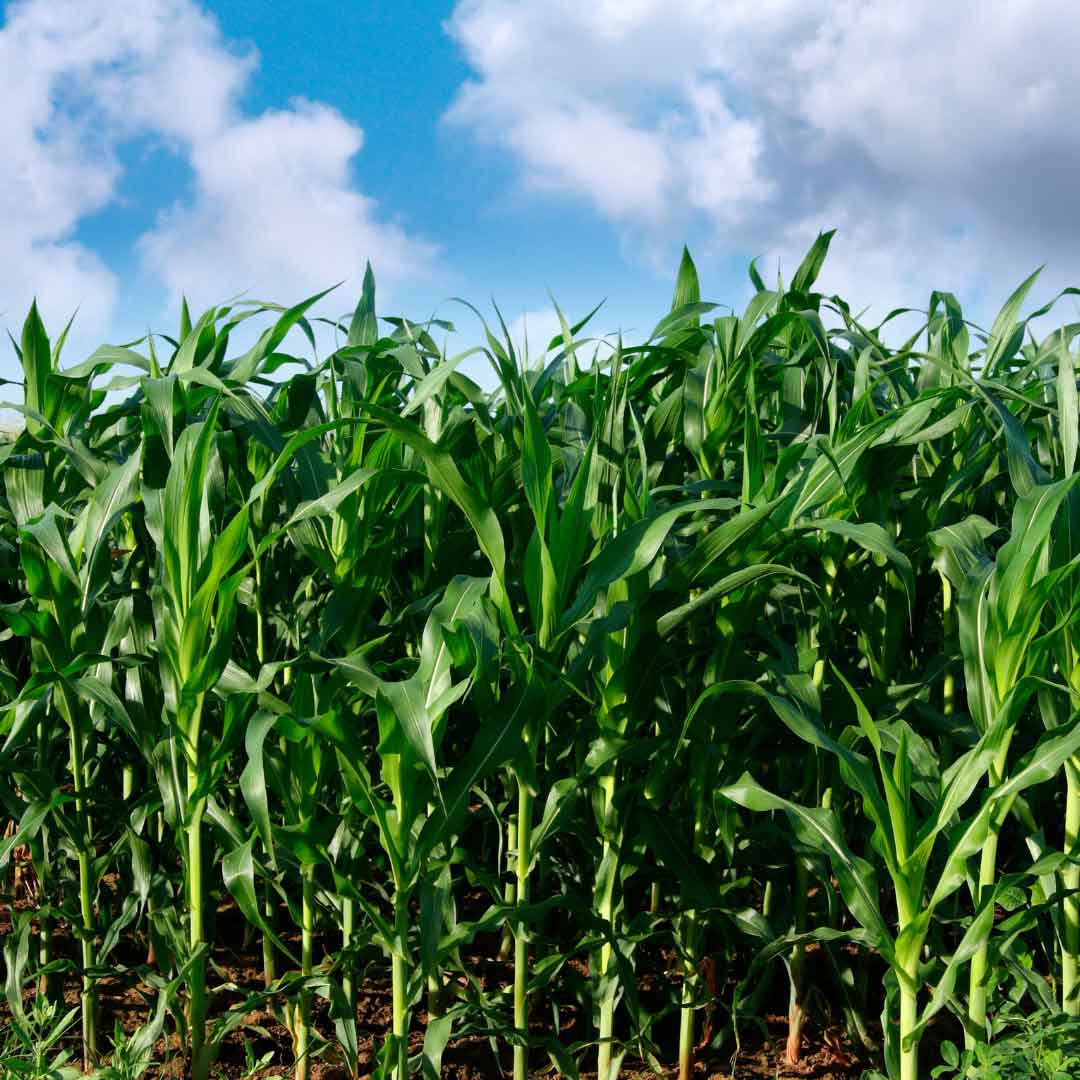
xmin=720 ymin=772 xmax=890 ymax=946
xmin=671 ymin=246 xmax=701 ymax=312
xmin=348 ymin=262 xmax=379 ymax=347
xmin=983 ymin=266 xmax=1043 ymax=377
xmin=1057 ymin=330 xmax=1079 ymax=476
xmin=791 ymin=230 xmax=836 ymax=295
xmin=20 ymin=301 xmax=52 ymax=434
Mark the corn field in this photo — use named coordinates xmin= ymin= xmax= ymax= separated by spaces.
xmin=2 ymin=232 xmax=1080 ymax=1080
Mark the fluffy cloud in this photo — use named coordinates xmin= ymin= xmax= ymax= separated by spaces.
xmin=0 ymin=0 xmax=433 ymax=365
xmin=138 ymin=101 xmax=434 ymax=310
xmin=445 ymin=0 xmax=1080 ymax=326
xmin=444 ymin=1 xmax=774 ymax=229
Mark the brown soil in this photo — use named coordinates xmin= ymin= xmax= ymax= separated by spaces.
xmin=0 ymin=879 xmax=871 ymax=1079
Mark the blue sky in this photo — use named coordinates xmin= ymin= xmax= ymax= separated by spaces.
xmin=73 ymin=2 xmax=477 ymax=286
xmin=4 ymin=0 xmax=1080 ymax=385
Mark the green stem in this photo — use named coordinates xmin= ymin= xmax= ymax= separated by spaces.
xmin=186 ymin=693 xmax=209 ymax=1080
xmin=392 ymin=937 xmax=409 ymax=1080
xmin=263 ymin=882 xmax=277 ymax=989
xmin=342 ymin=894 xmax=355 ymax=1013
xmin=966 ymin=823 xmax=1002 ymax=1048
xmin=253 ymin=551 xmax=277 ymax=993
xmin=427 ymin=972 xmax=443 ymax=1021
xmin=678 ymin=757 xmax=708 ymax=1080
xmin=513 ymin=777 xmax=534 ymax=1080
xmin=899 ymin=978 xmax=918 ymax=1080
xmin=76 ymin=847 xmax=96 ymax=1069
xmin=499 ymin=814 xmax=517 ymax=961
xmin=37 ymin=892 xmax=52 ymax=999
xmin=677 ymin=908 xmax=698 ymax=1080
xmin=146 ymin=891 xmax=157 ymax=968
xmin=296 ymin=864 xmax=315 ymax=1080
xmin=188 ymin=795 xmax=208 ymax=1078
xmin=596 ymin=771 xmax=618 ymax=1080
xmin=786 ymin=752 xmax=817 ymax=1068
xmin=897 ymin=890 xmax=921 ymax=1080
xmin=35 ymin=716 xmax=54 ymax=1002
xmin=254 ymin=551 xmax=266 ymax=666
xmin=966 ymin=732 xmax=1012 ymax=1050
xmin=786 ymin=857 xmax=809 ymax=1066
xmin=63 ymin=692 xmax=97 ymax=1069
xmin=1064 ymin=758 xmax=1080 ymax=1015
xmin=941 ymin=576 xmax=955 ymax=718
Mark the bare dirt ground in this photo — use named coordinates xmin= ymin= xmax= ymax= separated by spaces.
xmin=0 ymin=874 xmax=873 ymax=1079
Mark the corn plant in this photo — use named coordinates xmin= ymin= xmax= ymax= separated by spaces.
xmin=932 ymin=474 xmax=1080 ymax=1043
xmin=142 ymin=396 xmax=251 ymax=1079
xmin=3 ymin=238 xmax=1080 ymax=1080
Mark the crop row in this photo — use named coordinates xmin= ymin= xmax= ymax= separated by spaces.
xmin=1 ymin=235 xmax=1078 ymax=1080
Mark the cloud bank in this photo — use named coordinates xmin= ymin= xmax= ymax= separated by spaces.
xmin=0 ymin=0 xmax=434 ymax=358
xmin=446 ymin=0 xmax=1080 ymax=328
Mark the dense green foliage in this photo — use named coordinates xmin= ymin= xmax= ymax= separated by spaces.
xmin=1 ymin=234 xmax=1080 ymax=1080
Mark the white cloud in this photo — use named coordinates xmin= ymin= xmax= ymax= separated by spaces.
xmin=504 ymin=103 xmax=673 ymax=223
xmin=0 ymin=0 xmax=433 ymax=370
xmin=445 ymin=1 xmax=772 ymax=229
xmin=139 ymin=100 xmax=435 ymax=312
xmin=445 ymin=0 xmax=1080 ymax=325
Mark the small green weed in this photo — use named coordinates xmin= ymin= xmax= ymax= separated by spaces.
xmin=932 ymin=1013 xmax=1080 ymax=1079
